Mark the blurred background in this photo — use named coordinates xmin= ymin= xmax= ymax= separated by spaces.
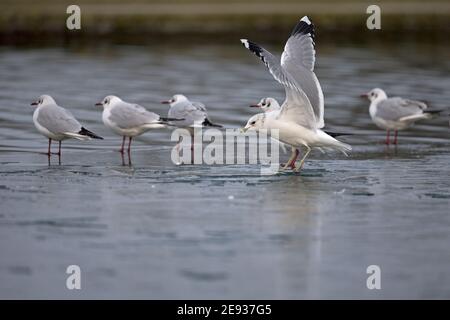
xmin=1 ymin=0 xmax=449 ymax=45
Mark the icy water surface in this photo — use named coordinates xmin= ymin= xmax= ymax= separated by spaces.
xmin=0 ymin=41 xmax=449 ymax=299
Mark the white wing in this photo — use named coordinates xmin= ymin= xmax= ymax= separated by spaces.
xmin=240 ymin=38 xmax=317 ymax=129
xmin=281 ymin=16 xmax=325 ymax=128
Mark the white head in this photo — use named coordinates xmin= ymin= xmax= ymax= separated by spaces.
xmin=250 ymin=97 xmax=280 ymax=113
xmin=95 ymin=95 xmax=123 ymax=108
xmin=361 ymin=88 xmax=388 ymax=103
xmin=161 ymin=94 xmax=189 ymax=106
xmin=31 ymin=94 xmax=56 ymax=107
xmin=242 ymin=113 xmax=266 ymax=132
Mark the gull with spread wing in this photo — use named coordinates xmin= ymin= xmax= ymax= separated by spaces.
xmin=241 ymin=16 xmax=351 ymax=172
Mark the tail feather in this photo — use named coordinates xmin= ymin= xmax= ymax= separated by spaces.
xmin=334 ymin=141 xmax=352 ymax=155
xmin=79 ymin=127 xmax=103 ymax=140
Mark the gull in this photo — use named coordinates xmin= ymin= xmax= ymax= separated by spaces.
xmin=32 ymin=94 xmax=103 ymax=156
xmin=361 ymin=88 xmax=441 ymax=145
xmin=161 ymin=94 xmax=222 ymax=161
xmin=96 ymin=95 xmax=180 ymax=154
xmin=249 ymin=97 xmax=297 ymax=165
xmin=241 ymin=16 xmax=351 ymax=172
xmin=161 ymin=94 xmax=222 ymax=130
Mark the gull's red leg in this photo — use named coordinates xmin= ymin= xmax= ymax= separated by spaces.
xmin=47 ymin=138 xmax=52 ymax=156
xmin=393 ymin=131 xmax=398 ymax=145
xmin=385 ymin=130 xmax=390 ymax=145
xmin=191 ymin=135 xmax=194 ymax=164
xmin=289 ymin=149 xmax=300 ymax=170
xmin=57 ymin=141 xmax=61 ymax=157
xmin=119 ymin=136 xmax=125 ymax=154
xmin=127 ymin=137 xmax=132 ymax=154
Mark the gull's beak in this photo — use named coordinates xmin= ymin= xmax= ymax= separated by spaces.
xmin=95 ymin=102 xmax=103 ymax=107
xmin=30 ymin=101 xmax=38 ymax=106
xmin=360 ymin=93 xmax=369 ymax=98
xmin=249 ymin=104 xmax=260 ymax=108
xmin=161 ymin=100 xmax=171 ymax=104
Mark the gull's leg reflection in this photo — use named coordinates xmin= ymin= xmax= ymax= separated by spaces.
xmin=385 ymin=129 xmax=390 ymax=145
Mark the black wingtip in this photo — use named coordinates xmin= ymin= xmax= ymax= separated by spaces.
xmin=240 ymin=39 xmax=266 ymax=63
xmin=160 ymin=117 xmax=185 ymax=122
xmin=324 ymin=130 xmax=353 ymax=138
xmin=424 ymin=108 xmax=446 ymax=115
xmin=79 ymin=127 xmax=103 ymax=140
xmin=203 ymin=118 xmax=223 ymax=128
xmin=291 ymin=16 xmax=315 ymax=41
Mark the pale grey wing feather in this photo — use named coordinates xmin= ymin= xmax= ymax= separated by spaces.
xmin=278 ymin=87 xmax=318 ymax=129
xmin=37 ymin=104 xmax=82 ymax=134
xmin=376 ymin=98 xmax=426 ymax=121
xmin=109 ymin=102 xmax=160 ymax=129
xmin=240 ymin=39 xmax=317 ymax=129
xmin=282 ymin=26 xmax=316 ymax=71
xmin=168 ymin=101 xmax=206 ymax=127
xmin=281 ymin=17 xmax=325 ymax=128
xmin=191 ymin=101 xmax=207 ymax=112
xmin=283 ymin=60 xmax=324 ymax=128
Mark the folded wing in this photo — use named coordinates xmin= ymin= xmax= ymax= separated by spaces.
xmin=37 ymin=104 xmax=82 ymax=134
xmin=109 ymin=102 xmax=161 ymax=129
xmin=376 ymin=98 xmax=427 ymax=121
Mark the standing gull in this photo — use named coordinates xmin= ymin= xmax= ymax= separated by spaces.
xmin=96 ymin=95 xmax=180 ymax=154
xmin=161 ymin=94 xmax=222 ymax=161
xmin=361 ymin=88 xmax=440 ymax=145
xmin=241 ymin=16 xmax=350 ymax=172
xmin=32 ymin=94 xmax=103 ymax=156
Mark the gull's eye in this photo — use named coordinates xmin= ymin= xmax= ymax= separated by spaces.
xmin=250 ymin=121 xmax=256 ymax=125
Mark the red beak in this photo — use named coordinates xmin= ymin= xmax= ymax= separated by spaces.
xmin=161 ymin=100 xmax=171 ymax=104
xmin=95 ymin=102 xmax=103 ymax=106
xmin=30 ymin=102 xmax=38 ymax=106
xmin=249 ymin=104 xmax=260 ymax=108
xmin=360 ymin=93 xmax=369 ymax=98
